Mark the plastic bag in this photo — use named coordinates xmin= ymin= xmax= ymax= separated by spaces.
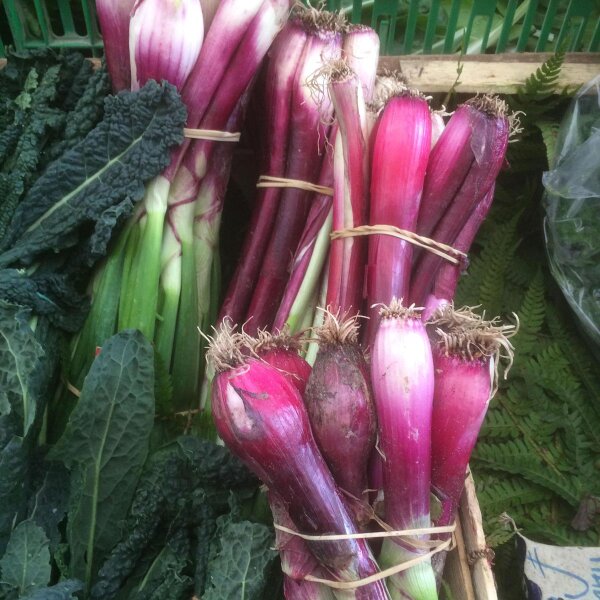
xmin=543 ymin=75 xmax=600 ymax=346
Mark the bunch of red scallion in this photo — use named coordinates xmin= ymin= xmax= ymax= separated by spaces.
xmin=63 ymin=2 xmax=521 ymax=595
xmin=66 ymin=0 xmax=294 ymax=419
xmin=204 ymin=6 xmax=519 ymax=599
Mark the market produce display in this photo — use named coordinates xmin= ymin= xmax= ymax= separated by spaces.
xmin=1 ymin=1 xmax=597 ymax=599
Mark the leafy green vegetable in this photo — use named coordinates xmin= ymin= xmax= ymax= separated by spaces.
xmin=90 ymin=437 xmax=255 ymax=600
xmin=0 ymin=80 xmax=186 ymax=268
xmin=0 ymin=438 xmax=29 ymax=558
xmin=0 ymin=269 xmax=89 ymax=333
xmin=0 ymin=520 xmax=51 ymax=597
xmin=21 ymin=579 xmax=84 ymax=600
xmin=49 ymin=330 xmax=155 ymax=589
xmin=0 ymin=301 xmax=47 ymax=436
xmin=202 ymin=516 xmax=277 ymax=600
xmin=0 ymin=303 xmax=59 ymax=555
xmin=0 ymin=50 xmax=110 ymax=245
xmin=128 ymin=529 xmax=193 ymax=600
xmin=28 ymin=462 xmax=70 ymax=552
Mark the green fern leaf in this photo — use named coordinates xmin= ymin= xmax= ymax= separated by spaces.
xmin=513 ymin=270 xmax=546 ymax=354
xmin=456 ymin=214 xmax=520 ymax=314
xmin=474 ymin=440 xmax=582 ymax=507
xmin=519 ymin=52 xmax=564 ymax=100
xmin=480 ymin=410 xmax=520 ymax=440
xmin=477 ymin=477 xmax=552 ymax=514
xmin=518 ymin=503 xmax=599 ymax=546
xmin=538 ymin=120 xmax=561 ymax=168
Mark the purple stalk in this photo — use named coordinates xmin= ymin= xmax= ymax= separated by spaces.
xmin=343 ymin=25 xmax=380 ymax=101
xmin=271 ymin=140 xmax=335 ymax=332
xmin=427 ymin=308 xmax=515 ymax=582
xmin=415 ymin=105 xmax=481 ymax=240
xmin=95 ymin=0 xmax=136 ymax=91
xmin=410 ymin=98 xmax=509 ymax=306
xmin=366 ymin=93 xmax=431 ymax=344
xmin=423 ymin=185 xmax=496 ymax=320
xmin=326 ymin=66 xmax=370 ymax=318
xmin=162 ymin=0 xmax=267 ymax=182
xmin=370 ymin=300 xmax=438 ymax=600
xmin=169 ymin=0 xmax=291 ymax=187
xmin=270 ymin=492 xmax=336 ymax=600
xmin=208 ymin=330 xmax=390 ymax=599
xmin=244 ymin=13 xmax=343 ymax=334
xmin=304 ymin=313 xmax=377 ymax=527
xmin=218 ymin=20 xmax=309 ymax=326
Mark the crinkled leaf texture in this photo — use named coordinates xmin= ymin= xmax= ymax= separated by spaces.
xmin=49 ymin=330 xmax=155 ymax=586
xmin=21 ymin=579 xmax=84 ymax=600
xmin=0 ymin=303 xmax=59 ymax=555
xmin=202 ymin=517 xmax=277 ymax=600
xmin=29 ymin=462 xmax=70 ymax=553
xmin=0 ymin=80 xmax=186 ymax=267
xmin=0 ymin=301 xmax=45 ymax=436
xmin=0 ymin=520 xmax=51 ymax=597
xmin=90 ymin=436 xmax=256 ymax=600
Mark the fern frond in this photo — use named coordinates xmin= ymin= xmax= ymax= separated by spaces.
xmin=513 ymin=270 xmax=546 ymax=354
xmin=546 ymin=302 xmax=600 ymax=417
xmin=537 ymin=120 xmax=561 ymax=168
xmin=518 ymin=502 xmax=600 ymax=546
xmin=474 ymin=440 xmax=582 ymax=507
xmin=520 ymin=52 xmax=564 ymax=99
xmin=456 ymin=213 xmax=521 ymax=315
xmin=480 ymin=410 xmax=520 ymax=440
xmin=484 ymin=523 xmax=517 ymax=549
xmin=477 ymin=477 xmax=552 ymax=514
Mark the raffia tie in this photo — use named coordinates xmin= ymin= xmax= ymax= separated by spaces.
xmin=330 ymin=224 xmax=466 ymax=265
xmin=275 ymin=522 xmax=457 ymax=590
xmin=183 ymin=128 xmax=241 ymax=142
xmin=256 ymin=175 xmax=334 ymax=196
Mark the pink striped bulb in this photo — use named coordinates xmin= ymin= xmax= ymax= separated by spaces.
xmin=129 ymin=0 xmax=204 ymax=91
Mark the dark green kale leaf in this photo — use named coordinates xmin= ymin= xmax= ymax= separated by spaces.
xmin=0 ymin=437 xmax=29 ymax=557
xmin=43 ymin=65 xmax=110 ymax=166
xmin=28 ymin=462 xmax=70 ymax=553
xmin=0 ymin=64 xmax=65 ymax=243
xmin=128 ymin=529 xmax=194 ymax=600
xmin=49 ymin=330 xmax=155 ymax=588
xmin=0 ymin=80 xmax=186 ymax=267
xmin=0 ymin=269 xmax=88 ymax=333
xmin=90 ymin=437 xmax=256 ymax=600
xmin=21 ymin=579 xmax=84 ymax=600
xmin=0 ymin=303 xmax=61 ymax=556
xmin=202 ymin=516 xmax=277 ymax=600
xmin=0 ymin=520 xmax=51 ymax=598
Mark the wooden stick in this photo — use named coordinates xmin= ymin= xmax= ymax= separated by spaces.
xmin=2 ymin=53 xmax=596 ymax=94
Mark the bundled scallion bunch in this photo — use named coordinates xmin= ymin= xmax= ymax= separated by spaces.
xmin=207 ymin=7 xmax=519 ymax=596
xmin=65 ymin=0 xmax=291 ymax=424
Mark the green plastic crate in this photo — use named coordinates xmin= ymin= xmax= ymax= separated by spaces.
xmin=1 ymin=0 xmax=599 ymax=58
xmin=1 ymin=0 xmax=103 ymax=58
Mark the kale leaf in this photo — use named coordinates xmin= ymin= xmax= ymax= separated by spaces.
xmin=49 ymin=330 xmax=155 ymax=588
xmin=0 ymin=80 xmax=186 ymax=267
xmin=91 ymin=437 xmax=256 ymax=600
xmin=202 ymin=516 xmax=277 ymax=600
xmin=0 ymin=520 xmax=51 ymax=598
xmin=0 ymin=303 xmax=60 ymax=555
xmin=21 ymin=579 xmax=84 ymax=600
